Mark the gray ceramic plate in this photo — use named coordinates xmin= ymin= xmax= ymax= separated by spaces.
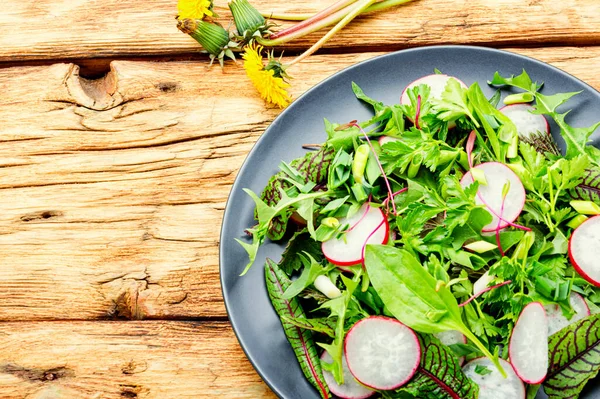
xmin=220 ymin=45 xmax=600 ymax=399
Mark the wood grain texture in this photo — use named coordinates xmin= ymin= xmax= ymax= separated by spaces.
xmin=0 ymin=47 xmax=599 ymax=322
xmin=0 ymin=0 xmax=599 ymax=62
xmin=0 ymin=320 xmax=276 ymax=399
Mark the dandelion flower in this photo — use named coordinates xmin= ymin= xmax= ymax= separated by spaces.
xmin=177 ymin=0 xmax=213 ymax=20
xmin=243 ymin=45 xmax=291 ymax=109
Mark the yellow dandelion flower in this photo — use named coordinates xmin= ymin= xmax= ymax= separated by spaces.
xmin=177 ymin=0 xmax=213 ymax=20
xmin=243 ymin=45 xmax=291 ymax=109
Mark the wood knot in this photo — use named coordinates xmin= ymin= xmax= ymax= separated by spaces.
xmin=20 ymin=210 xmax=63 ymax=222
xmin=121 ymin=359 xmax=148 ymax=375
xmin=64 ymin=64 xmax=123 ymax=110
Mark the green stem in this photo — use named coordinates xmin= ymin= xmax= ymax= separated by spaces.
xmin=461 ymin=328 xmax=508 ymax=378
xmin=258 ymin=0 xmax=414 ymax=46
xmin=287 ymin=0 xmax=377 ymax=67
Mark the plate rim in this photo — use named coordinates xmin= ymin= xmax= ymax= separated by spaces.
xmin=219 ymin=44 xmax=600 ymax=399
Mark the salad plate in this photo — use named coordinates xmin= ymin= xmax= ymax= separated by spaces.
xmin=219 ymin=45 xmax=600 ymax=399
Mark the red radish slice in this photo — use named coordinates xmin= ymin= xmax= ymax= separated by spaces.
xmin=378 ymin=136 xmax=400 ymax=146
xmin=569 ymin=215 xmax=600 ymax=287
xmin=321 ymin=351 xmax=375 ymax=399
xmin=400 ymin=74 xmax=468 ymax=106
xmin=460 ymin=162 xmax=526 ymax=232
xmin=434 ymin=330 xmax=467 ymax=365
xmin=500 ymin=104 xmax=550 ymax=138
xmin=322 ymin=204 xmax=389 ymax=266
xmin=463 ymin=358 xmax=525 ymax=399
xmin=509 ymin=302 xmax=548 ymax=384
xmin=344 ymin=316 xmax=420 ymax=390
xmin=545 ymin=292 xmax=591 ymax=336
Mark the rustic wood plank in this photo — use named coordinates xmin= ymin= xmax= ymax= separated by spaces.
xmin=0 ymin=0 xmax=599 ymax=63
xmin=0 ymin=47 xmax=599 ymax=321
xmin=0 ymin=320 xmax=275 ymax=398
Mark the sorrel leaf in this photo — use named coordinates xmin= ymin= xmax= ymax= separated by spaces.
xmin=260 ymin=147 xmax=334 ymax=240
xmin=544 ymin=314 xmax=600 ymax=399
xmin=280 ymin=315 xmax=336 ymax=338
xmin=264 ymin=259 xmax=330 ymax=399
xmin=569 ymin=167 xmax=600 ymax=204
xmin=398 ymin=334 xmax=479 ymax=399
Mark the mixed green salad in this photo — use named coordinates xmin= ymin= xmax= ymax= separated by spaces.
xmin=237 ymin=69 xmax=600 ymax=399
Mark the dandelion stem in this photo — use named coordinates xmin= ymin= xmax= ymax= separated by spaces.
xmin=287 ymin=0 xmax=377 ymax=67
xmin=269 ymin=0 xmax=359 ymax=39
xmin=260 ymin=0 xmax=415 ymax=21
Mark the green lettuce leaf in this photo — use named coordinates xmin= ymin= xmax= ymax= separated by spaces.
xmin=264 ymin=259 xmax=330 ymax=399
xmin=543 ymin=314 xmax=600 ymax=399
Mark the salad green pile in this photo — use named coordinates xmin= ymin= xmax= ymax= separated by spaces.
xmin=238 ymin=69 xmax=600 ymax=399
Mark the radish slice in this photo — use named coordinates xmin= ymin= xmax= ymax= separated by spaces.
xmin=321 ymin=351 xmax=375 ymax=399
xmin=509 ymin=302 xmax=548 ymax=384
xmin=400 ymin=74 xmax=468 ymax=106
xmin=434 ymin=330 xmax=467 ymax=365
xmin=378 ymin=136 xmax=400 ymax=146
xmin=569 ymin=215 xmax=600 ymax=287
xmin=500 ymin=104 xmax=550 ymax=138
xmin=463 ymin=358 xmax=525 ymax=399
xmin=460 ymin=162 xmax=526 ymax=232
xmin=545 ymin=292 xmax=591 ymax=336
xmin=322 ymin=204 xmax=389 ymax=266
xmin=344 ymin=316 xmax=420 ymax=390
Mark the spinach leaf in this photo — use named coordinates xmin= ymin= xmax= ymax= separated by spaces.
xmin=364 ymin=245 xmax=506 ymax=376
xmin=264 ymin=259 xmax=330 ymax=399
xmin=544 ymin=314 xmax=600 ymax=399
xmin=397 ymin=334 xmax=479 ymax=399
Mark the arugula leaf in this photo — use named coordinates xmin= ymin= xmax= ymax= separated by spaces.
xmin=318 ymin=274 xmax=360 ymax=385
xmin=279 ymin=230 xmax=324 ymax=275
xmin=259 ymin=147 xmax=334 ymax=240
xmin=488 ymin=69 xmax=541 ymax=93
xmin=364 ymin=245 xmax=506 ymax=375
xmin=238 ymin=189 xmax=332 ymax=275
xmin=535 ymin=91 xmax=600 ymax=163
xmin=544 ymin=314 xmax=600 ymax=399
xmin=283 ymin=253 xmax=327 ymax=299
xmin=352 ymin=81 xmax=385 ymax=112
xmin=397 ymin=334 xmax=479 ymax=399
xmin=264 ymin=259 xmax=330 ymax=399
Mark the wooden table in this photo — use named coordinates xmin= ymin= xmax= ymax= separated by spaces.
xmin=0 ymin=1 xmax=599 ymax=397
